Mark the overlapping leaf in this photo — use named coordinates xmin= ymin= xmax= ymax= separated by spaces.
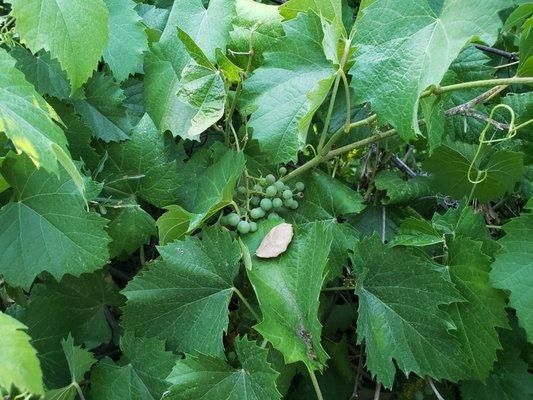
xmin=244 ymin=222 xmax=332 ymax=371
xmin=350 ymin=0 xmax=509 ymax=140
xmin=165 ymin=337 xmax=280 ymax=400
xmin=352 ymin=235 xmax=466 ymax=388
xmin=9 ymin=0 xmax=109 ymax=90
xmin=241 ymin=11 xmax=336 ymax=163
xmin=122 ymin=227 xmax=240 ymax=356
xmin=0 ymin=155 xmax=110 ymax=289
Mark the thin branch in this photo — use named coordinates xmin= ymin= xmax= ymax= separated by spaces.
xmin=391 ymin=153 xmax=417 ymax=177
xmin=428 ymin=378 xmax=446 ymax=400
xmin=474 ymin=44 xmax=518 ymax=61
xmin=321 ymin=286 xmax=356 ymax=292
xmin=373 ymin=383 xmax=381 ymax=400
xmin=445 ymin=85 xmax=507 ymax=116
xmin=350 ymin=344 xmax=365 ymax=399
xmin=459 ymin=109 xmax=510 ymax=131
xmin=233 ymin=287 xmax=261 ymax=322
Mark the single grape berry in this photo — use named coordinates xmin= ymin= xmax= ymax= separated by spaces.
xmin=237 ymin=220 xmax=251 ymax=234
xmin=265 ymin=174 xmax=276 ymax=184
xmin=279 ymin=166 xmax=287 ymax=176
xmin=267 ymin=212 xmax=279 ymax=220
xmin=249 ymin=222 xmax=258 ymax=232
xmin=295 ymin=182 xmax=305 ymax=192
xmin=260 ymin=198 xmax=273 ymax=211
xmin=283 ymin=198 xmax=292 ymax=207
xmin=259 ymin=178 xmax=268 ymax=187
xmin=282 ymin=189 xmax=293 ymax=200
xmin=289 ymin=200 xmax=299 ymax=210
xmin=274 ymin=180 xmax=285 ymax=191
xmin=251 ymin=196 xmax=260 ymax=206
xmin=237 ymin=186 xmax=246 ymax=194
xmin=226 ymin=213 xmax=241 ymax=227
xmin=253 ymin=184 xmax=263 ymax=192
xmin=265 ymin=185 xmax=277 ymax=197
xmin=250 ymin=208 xmax=264 ymax=220
xmin=272 ymin=198 xmax=283 ymax=209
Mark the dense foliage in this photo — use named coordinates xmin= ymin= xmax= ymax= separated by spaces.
xmin=0 ymin=0 xmax=532 ymax=399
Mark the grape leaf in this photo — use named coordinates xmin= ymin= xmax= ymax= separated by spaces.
xmin=352 ymin=235 xmax=466 ymax=388
xmin=61 ymin=334 xmax=96 ymax=383
xmin=444 ymin=239 xmax=508 ymax=379
xmin=73 ymin=72 xmax=133 ymax=142
xmin=122 ymin=227 xmax=241 ymax=356
xmin=350 ymin=0 xmax=509 ymax=140
xmin=0 ymin=49 xmax=83 ymax=189
xmin=490 ymin=203 xmax=533 ymax=341
xmin=0 ymin=312 xmax=43 ymax=395
xmin=97 ymin=114 xmax=180 ymax=208
xmin=374 ymin=171 xmax=432 ymax=205
xmin=244 ymin=222 xmax=333 ymax=371
xmin=9 ymin=0 xmax=109 ymax=91
xmin=89 ymin=334 xmax=177 ymax=400
xmin=424 ymin=143 xmax=524 ymax=202
xmin=241 ymin=11 xmax=336 ymax=163
xmin=102 ymin=0 xmax=148 ymax=82
xmin=17 ymin=271 xmax=123 ymax=388
xmin=391 ymin=217 xmax=445 ymax=247
xmin=0 ymin=155 xmax=111 ymax=289
xmin=461 ymin=345 xmax=533 ymax=400
xmin=106 ymin=205 xmax=156 ymax=258
xmin=135 ymin=3 xmax=170 ymax=32
xmin=280 ymin=0 xmax=342 ymax=24
xmin=165 ymin=337 xmax=281 ymax=400
xmin=11 ymin=47 xmax=70 ymax=100
xmin=229 ymin=0 xmax=283 ymax=70
xmin=287 ymin=170 xmax=364 ymax=278
xmin=157 ymin=147 xmax=245 ymax=244
xmin=143 ymin=0 xmax=235 ymax=139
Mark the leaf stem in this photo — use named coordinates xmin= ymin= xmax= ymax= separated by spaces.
xmin=308 ymin=370 xmax=325 ymax=400
xmin=233 ymin=287 xmax=261 ymax=322
xmin=420 ymin=76 xmax=533 ymax=98
xmin=321 ymin=286 xmax=356 ymax=292
xmin=72 ymin=381 xmax=86 ymax=400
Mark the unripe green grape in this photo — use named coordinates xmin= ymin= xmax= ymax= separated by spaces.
xmin=259 ymin=178 xmax=268 ymax=187
xmin=260 ymin=198 xmax=273 ymax=211
xmin=249 ymin=222 xmax=258 ymax=232
xmin=283 ymin=198 xmax=292 ymax=207
xmin=289 ymin=200 xmax=299 ymax=210
xmin=237 ymin=220 xmax=251 ymax=234
xmin=251 ymin=196 xmax=260 ymax=206
xmin=279 ymin=166 xmax=287 ymax=176
xmin=274 ymin=180 xmax=285 ymax=191
xmin=267 ymin=212 xmax=279 ymax=220
xmin=253 ymin=184 xmax=263 ymax=192
xmin=295 ymin=182 xmax=305 ymax=192
xmin=282 ymin=189 xmax=293 ymax=200
xmin=250 ymin=208 xmax=264 ymax=220
xmin=265 ymin=185 xmax=277 ymax=197
xmin=226 ymin=213 xmax=241 ymax=227
xmin=272 ymin=198 xmax=283 ymax=209
xmin=237 ymin=186 xmax=246 ymax=194
xmin=265 ymin=174 xmax=276 ymax=184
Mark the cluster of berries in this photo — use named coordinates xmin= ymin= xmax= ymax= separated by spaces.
xmin=221 ymin=167 xmax=305 ymax=234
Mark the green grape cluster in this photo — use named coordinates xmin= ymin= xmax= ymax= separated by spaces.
xmin=221 ymin=167 xmax=305 ymax=234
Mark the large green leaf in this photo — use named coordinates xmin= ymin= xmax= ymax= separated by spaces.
xmin=229 ymin=0 xmax=283 ymax=70
xmin=11 ymin=47 xmax=70 ymax=100
xmin=244 ymin=222 xmax=332 ymax=371
xmin=0 ymin=155 xmax=110 ymax=289
xmin=73 ymin=72 xmax=132 ymax=142
xmin=122 ymin=227 xmax=241 ymax=356
xmin=17 ymin=271 xmax=123 ymax=388
xmin=97 ymin=114 xmax=180 ymax=207
xmin=89 ymin=334 xmax=177 ymax=400
xmin=374 ymin=171 xmax=432 ymax=205
xmin=241 ymin=11 xmax=336 ymax=164
xmin=491 ymin=203 xmax=533 ymax=341
xmin=0 ymin=49 xmax=82 ymax=189
xmin=157 ymin=147 xmax=245 ymax=244
xmin=9 ymin=0 xmax=109 ymax=91
xmin=143 ymin=0 xmax=235 ymax=139
xmin=103 ymin=0 xmax=148 ymax=82
xmin=424 ymin=144 xmax=524 ymax=202
xmin=350 ymin=0 xmax=509 ymax=140
xmin=165 ymin=337 xmax=280 ymax=400
xmin=0 ymin=312 xmax=43 ymax=395
xmin=352 ymin=235 xmax=466 ymax=388
xmin=444 ymin=239 xmax=508 ymax=380
xmin=287 ymin=170 xmax=364 ymax=277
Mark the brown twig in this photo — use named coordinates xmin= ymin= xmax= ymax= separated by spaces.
xmin=445 ymin=85 xmax=507 ymax=117
xmin=474 ymin=44 xmax=518 ymax=61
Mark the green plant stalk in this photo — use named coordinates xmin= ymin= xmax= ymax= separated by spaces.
xmin=309 ymin=370 xmax=325 ymax=400
xmin=285 ymin=76 xmax=533 ymax=181
xmin=233 ymin=287 xmax=261 ymax=322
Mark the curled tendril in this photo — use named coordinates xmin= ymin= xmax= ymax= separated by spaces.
xmin=467 ymin=104 xmax=517 ymax=185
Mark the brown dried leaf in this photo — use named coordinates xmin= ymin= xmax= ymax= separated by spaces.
xmin=255 ymin=223 xmax=293 ymax=258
